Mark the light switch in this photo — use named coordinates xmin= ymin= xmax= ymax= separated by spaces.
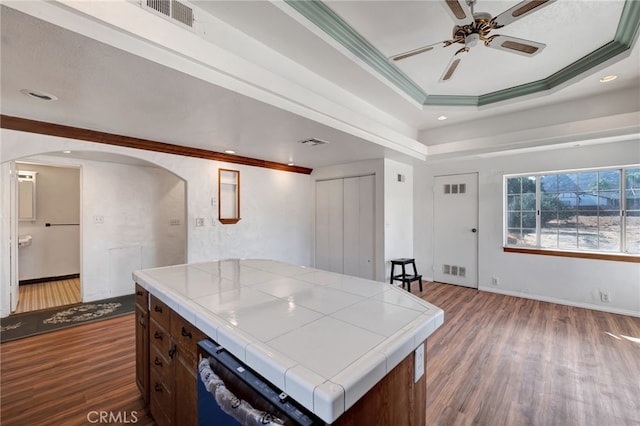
xmin=414 ymin=343 xmax=425 ymax=383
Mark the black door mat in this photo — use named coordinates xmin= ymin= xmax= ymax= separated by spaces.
xmin=0 ymin=294 xmax=135 ymax=343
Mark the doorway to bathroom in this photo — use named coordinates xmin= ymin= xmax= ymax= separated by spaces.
xmin=14 ymin=161 xmax=81 ymax=313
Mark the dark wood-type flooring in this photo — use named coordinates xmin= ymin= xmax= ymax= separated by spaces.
xmin=1 ymin=282 xmax=639 ymax=425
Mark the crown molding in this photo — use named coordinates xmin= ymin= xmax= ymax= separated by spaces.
xmin=285 ymin=0 xmax=640 ymax=108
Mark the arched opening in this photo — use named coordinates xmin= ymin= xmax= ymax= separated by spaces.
xmin=2 ymin=150 xmax=187 ymax=316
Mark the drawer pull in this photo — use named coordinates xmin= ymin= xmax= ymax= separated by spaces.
xmin=154 ymin=305 xmax=163 ymax=313
xmin=154 ymin=331 xmax=162 ymax=340
xmin=181 ymin=327 xmax=192 ymax=339
xmin=154 ymin=357 xmax=163 ymax=367
xmin=168 ymin=344 xmax=177 ymax=360
xmin=138 ymin=315 xmax=145 ymax=327
xmin=155 ymin=383 xmax=162 ymax=392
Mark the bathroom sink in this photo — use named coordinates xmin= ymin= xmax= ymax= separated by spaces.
xmin=18 ymin=235 xmax=32 ymax=248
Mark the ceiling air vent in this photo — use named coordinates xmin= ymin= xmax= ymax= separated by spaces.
xmin=145 ymin=0 xmax=194 ymax=28
xmin=298 ymin=138 xmax=329 ymax=147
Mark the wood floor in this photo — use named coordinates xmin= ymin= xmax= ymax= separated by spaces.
xmin=14 ymin=277 xmax=81 ymax=314
xmin=1 ymin=282 xmax=639 ymax=425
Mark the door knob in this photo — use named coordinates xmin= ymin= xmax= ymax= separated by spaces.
xmin=471 ymin=228 xmax=477 ymax=233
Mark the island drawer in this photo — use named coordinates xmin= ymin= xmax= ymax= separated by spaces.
xmin=150 ymin=295 xmax=171 ymax=330
xmin=171 ymin=312 xmax=206 ymax=359
xmin=135 ymin=283 xmax=148 ymax=311
xmin=150 ymin=344 xmax=173 ymax=384
xmin=149 ymin=319 xmax=171 ymax=355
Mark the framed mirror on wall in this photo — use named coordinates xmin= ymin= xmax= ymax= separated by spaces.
xmin=18 ymin=171 xmax=37 ymax=221
xmin=218 ymin=168 xmax=240 ymax=224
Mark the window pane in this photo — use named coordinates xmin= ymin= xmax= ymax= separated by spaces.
xmin=558 ymin=173 xmax=577 ymax=191
xmin=557 ymin=216 xmax=578 ymax=249
xmin=578 ymin=172 xmax=597 ymax=191
xmin=522 ymin=211 xmax=536 ymax=228
xmin=508 ymin=212 xmax=521 ymax=228
xmin=578 ymin=191 xmax=598 ymax=208
xmin=598 ymin=190 xmax=620 ymax=210
xmin=625 ymin=168 xmax=640 ymax=189
xmin=599 ymin=212 xmax=621 ymax=252
xmin=599 ymin=170 xmax=620 ymax=190
xmin=540 ymin=175 xmax=558 ymax=193
xmin=627 ymin=189 xmax=640 ymax=210
xmin=507 ymin=177 xmax=522 ymax=194
xmin=577 ymin=213 xmax=598 ymax=250
xmin=626 ymin=211 xmax=640 ymax=254
xmin=507 ymin=194 xmax=521 ymax=211
xmin=522 ymin=177 xmax=536 ymax=193
xmin=522 ymin=193 xmax=536 ymax=210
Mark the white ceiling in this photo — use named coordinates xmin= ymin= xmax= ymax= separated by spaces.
xmin=1 ymin=1 xmax=639 ymax=169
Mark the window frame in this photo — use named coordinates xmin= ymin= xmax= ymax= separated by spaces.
xmin=503 ymin=164 xmax=640 ymax=263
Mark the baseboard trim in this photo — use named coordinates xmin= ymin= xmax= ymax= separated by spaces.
xmin=478 ymin=285 xmax=640 ymax=318
xmin=19 ymin=274 xmax=80 ymax=286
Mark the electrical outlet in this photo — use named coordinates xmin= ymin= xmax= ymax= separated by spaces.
xmin=414 ymin=343 xmax=425 ymax=383
xmin=600 ymin=291 xmax=610 ymax=302
xmin=195 ymin=218 xmax=205 ymax=227
xmin=491 ymin=277 xmax=499 ymax=286
xmin=93 ymin=215 xmax=104 ymax=224
xmin=169 ymin=219 xmax=180 ymax=226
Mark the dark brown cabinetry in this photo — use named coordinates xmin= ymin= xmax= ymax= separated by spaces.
xmin=134 ymin=284 xmax=149 ymax=405
xmin=136 ymin=289 xmax=205 ymax=426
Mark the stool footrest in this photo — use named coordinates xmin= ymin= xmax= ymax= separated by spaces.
xmin=392 ymin=275 xmax=422 ymax=282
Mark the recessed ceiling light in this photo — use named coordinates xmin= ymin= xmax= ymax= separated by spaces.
xmin=287 ymin=162 xmax=295 ymax=166
xmin=599 ymin=75 xmax=617 ymax=83
xmin=20 ymin=89 xmax=58 ymax=101
xmin=224 ymin=150 xmax=236 ymax=154
xmin=63 ymin=150 xmax=72 ymax=154
xmin=437 ymin=115 xmax=448 ymax=121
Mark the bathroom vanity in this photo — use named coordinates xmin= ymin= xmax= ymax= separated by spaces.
xmin=133 ymin=259 xmax=444 ymax=425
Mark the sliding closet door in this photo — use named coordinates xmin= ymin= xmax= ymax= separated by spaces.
xmin=315 ymin=179 xmax=344 ymax=273
xmin=343 ymin=176 xmax=375 ymax=280
xmin=316 ymin=175 xmax=375 ymax=279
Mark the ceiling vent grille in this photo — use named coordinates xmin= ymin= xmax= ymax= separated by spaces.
xmin=145 ymin=0 xmax=194 ymax=28
xmin=298 ymin=138 xmax=330 ymax=147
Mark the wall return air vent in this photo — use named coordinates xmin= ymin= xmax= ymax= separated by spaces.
xmin=145 ymin=0 xmax=194 ymax=28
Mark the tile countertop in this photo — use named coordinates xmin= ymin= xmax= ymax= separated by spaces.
xmin=133 ymin=259 xmax=444 ymax=424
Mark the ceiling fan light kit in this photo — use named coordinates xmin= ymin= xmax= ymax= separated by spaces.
xmin=390 ymin=0 xmax=557 ymax=82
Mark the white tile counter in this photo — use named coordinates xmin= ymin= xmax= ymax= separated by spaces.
xmin=133 ymin=259 xmax=444 ymax=424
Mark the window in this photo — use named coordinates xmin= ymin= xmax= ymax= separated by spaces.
xmin=505 ymin=166 xmax=640 ymax=255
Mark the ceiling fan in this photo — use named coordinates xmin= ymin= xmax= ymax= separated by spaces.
xmin=389 ymin=0 xmax=557 ymax=82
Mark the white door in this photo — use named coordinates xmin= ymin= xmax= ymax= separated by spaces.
xmin=315 ymin=179 xmax=344 ymax=273
xmin=343 ymin=175 xmax=375 ymax=280
xmin=433 ymin=173 xmax=478 ymax=288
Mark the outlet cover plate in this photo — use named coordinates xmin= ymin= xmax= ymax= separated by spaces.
xmin=414 ymin=343 xmax=425 ymax=383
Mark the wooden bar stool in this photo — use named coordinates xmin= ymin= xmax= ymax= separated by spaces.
xmin=390 ymin=258 xmax=422 ymax=292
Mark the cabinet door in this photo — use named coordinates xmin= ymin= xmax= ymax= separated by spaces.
xmin=135 ymin=305 xmax=149 ymax=404
xmin=343 ymin=175 xmax=375 ymax=280
xmin=315 ymin=179 xmax=344 ymax=273
xmin=174 ymin=355 xmax=198 ymax=426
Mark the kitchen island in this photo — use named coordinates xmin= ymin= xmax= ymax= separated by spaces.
xmin=133 ymin=259 xmax=444 ymax=425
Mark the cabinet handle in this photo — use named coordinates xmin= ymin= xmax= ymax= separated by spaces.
xmin=136 ymin=290 xmax=144 ymax=296
xmin=138 ymin=315 xmax=145 ymax=326
xmin=154 ymin=357 xmax=163 ymax=367
xmin=155 ymin=383 xmax=162 ymax=392
xmin=154 ymin=331 xmax=162 ymax=340
xmin=181 ymin=327 xmax=192 ymax=339
xmin=168 ymin=345 xmax=177 ymax=359
xmin=154 ymin=305 xmax=163 ymax=313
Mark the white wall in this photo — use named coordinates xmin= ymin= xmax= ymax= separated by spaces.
xmin=1 ymin=129 xmax=312 ymax=316
xmin=415 ymin=139 xmax=640 ymax=316
xmin=383 ymin=159 xmax=414 ymax=280
xmin=17 ymin=163 xmax=80 ymax=281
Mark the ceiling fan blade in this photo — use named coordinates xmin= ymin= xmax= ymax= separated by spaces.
xmin=439 ymin=47 xmax=469 ymax=82
xmin=486 ymin=35 xmax=547 ymax=56
xmin=389 ymin=40 xmax=452 ymax=62
xmin=492 ymin=0 xmax=557 ymax=28
xmin=442 ymin=0 xmax=474 ymax=25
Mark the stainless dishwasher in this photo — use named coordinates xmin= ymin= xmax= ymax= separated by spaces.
xmin=197 ymin=339 xmax=322 ymax=426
